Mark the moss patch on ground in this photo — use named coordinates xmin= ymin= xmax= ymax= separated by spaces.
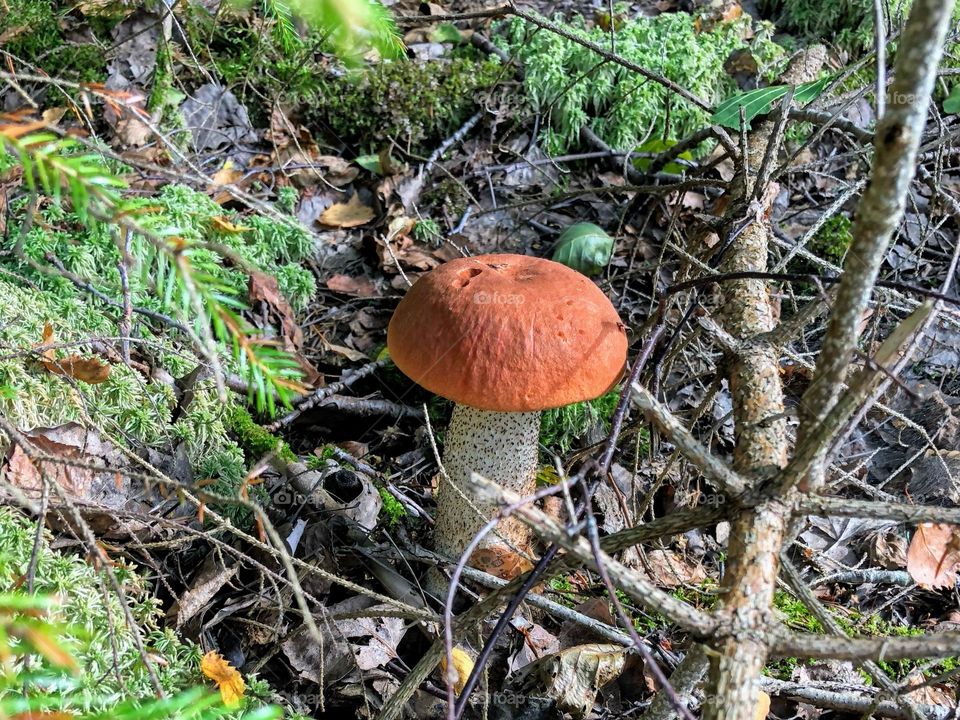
xmin=1 ymin=0 xmax=108 ymax=83
xmin=0 ymin=174 xmax=316 ymax=512
xmin=305 ymin=55 xmax=504 ymax=150
xmin=497 ymin=12 xmax=784 ymax=155
xmin=0 ymin=506 xmax=289 ymax=716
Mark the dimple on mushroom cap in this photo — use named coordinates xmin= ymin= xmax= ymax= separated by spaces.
xmin=387 ymin=254 xmax=628 ymax=412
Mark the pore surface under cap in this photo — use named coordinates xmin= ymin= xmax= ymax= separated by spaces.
xmin=387 ymin=254 xmax=628 ymax=411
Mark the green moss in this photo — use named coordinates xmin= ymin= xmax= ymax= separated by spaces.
xmin=378 ymin=487 xmax=407 ymax=526
xmin=497 ymin=12 xmax=784 ymax=155
xmin=811 ymin=215 xmax=853 ymax=266
xmin=540 ymin=390 xmax=620 ymax=454
xmin=773 ymin=590 xmax=823 ymax=633
xmin=0 ymin=506 xmax=200 ymax=705
xmin=306 ymin=56 xmax=504 ymax=149
xmin=228 ymin=407 xmax=296 ymax=464
xmin=1 ymin=1 xmax=106 ymax=82
xmin=0 ymin=179 xmax=316 ymax=521
xmin=0 ymin=506 xmax=291 ymax=717
xmin=670 ymin=579 xmax=720 ymax=611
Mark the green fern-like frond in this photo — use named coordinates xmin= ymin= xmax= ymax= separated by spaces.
xmin=2 ymin=133 xmax=126 ymax=221
xmin=293 ymin=0 xmax=404 ymax=61
xmin=261 ymin=0 xmax=300 ymax=53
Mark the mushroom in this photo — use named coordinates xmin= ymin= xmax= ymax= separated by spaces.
xmin=387 ymin=254 xmax=627 ymax=577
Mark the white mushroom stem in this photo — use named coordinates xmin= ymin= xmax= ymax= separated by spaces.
xmin=433 ymin=405 xmax=541 ymax=563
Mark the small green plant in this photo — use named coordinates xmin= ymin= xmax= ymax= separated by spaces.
xmin=547 ymin=576 xmax=579 ymax=608
xmin=413 ymin=219 xmax=443 ymax=245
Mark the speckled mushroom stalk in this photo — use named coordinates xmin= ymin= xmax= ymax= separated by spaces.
xmin=433 ymin=406 xmax=540 ymax=562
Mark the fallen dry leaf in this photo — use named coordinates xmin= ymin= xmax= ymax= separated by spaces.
xmin=907 ymin=523 xmax=960 ymax=588
xmin=37 ymin=323 xmax=110 ymax=384
xmin=249 ymin=271 xmax=301 ymax=347
xmin=440 ymin=647 xmax=474 ymax=695
xmin=319 ymin=194 xmax=375 ymax=228
xmin=210 ymin=216 xmax=250 ymax=234
xmin=114 ymin=115 xmax=152 ymax=148
xmin=521 ymin=644 xmax=626 ymax=719
xmin=326 ymin=273 xmax=378 ymax=297
xmin=209 ymin=160 xmax=244 ymax=188
xmin=470 ymin=546 xmax=534 ymax=582
xmin=42 ymin=356 xmax=111 ymax=384
xmin=201 ymin=651 xmax=245 ymax=707
xmin=755 ymin=689 xmax=771 ymax=720
xmin=167 ymin=554 xmax=237 ymax=629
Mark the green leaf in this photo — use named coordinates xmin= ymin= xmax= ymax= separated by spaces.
xmin=710 ymin=76 xmax=833 ymax=129
xmin=354 ymin=153 xmax=383 ymax=173
xmin=632 ymin=138 xmax=695 ymax=175
xmin=430 ymin=22 xmax=463 ymax=44
xmin=551 ymin=222 xmax=614 ymax=277
xmin=945 ymin=84 xmax=960 ymax=114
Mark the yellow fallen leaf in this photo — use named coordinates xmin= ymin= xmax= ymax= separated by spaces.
xmin=755 ymin=689 xmax=771 ymax=720
xmin=319 ymin=193 xmax=375 ymax=228
xmin=210 ymin=216 xmax=250 ymax=234
xmin=440 ymin=647 xmax=474 ymax=695
xmin=209 ymin=160 xmax=243 ymax=188
xmin=201 ymin=650 xmax=245 ymax=707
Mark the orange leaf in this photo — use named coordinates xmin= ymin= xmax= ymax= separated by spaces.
xmin=470 ymin=546 xmax=534 ymax=581
xmin=42 ymin=356 xmax=111 ymax=384
xmin=722 ymin=4 xmax=743 ymax=21
xmin=907 ymin=523 xmax=960 ymax=588
xmin=201 ymin=651 xmax=245 ymax=707
xmin=36 ymin=325 xmax=110 ymax=383
xmin=0 ymin=119 xmax=47 ymax=139
xmin=319 ymin=193 xmax=375 ymax=228
xmin=209 ymin=160 xmax=244 ymax=189
xmin=39 ymin=323 xmax=55 ymax=362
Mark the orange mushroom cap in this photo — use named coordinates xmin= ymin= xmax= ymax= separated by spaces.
xmin=387 ymin=254 xmax=628 ymax=412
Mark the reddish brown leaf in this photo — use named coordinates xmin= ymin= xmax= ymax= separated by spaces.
xmin=326 ymin=273 xmax=378 ymax=297
xmin=469 ymin=546 xmax=534 ymax=581
xmin=907 ymin=523 xmax=960 ymax=588
xmin=249 ymin=271 xmax=302 ymax=348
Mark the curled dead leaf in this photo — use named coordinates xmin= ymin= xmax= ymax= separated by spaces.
xmin=470 ymin=546 xmax=534 ymax=582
